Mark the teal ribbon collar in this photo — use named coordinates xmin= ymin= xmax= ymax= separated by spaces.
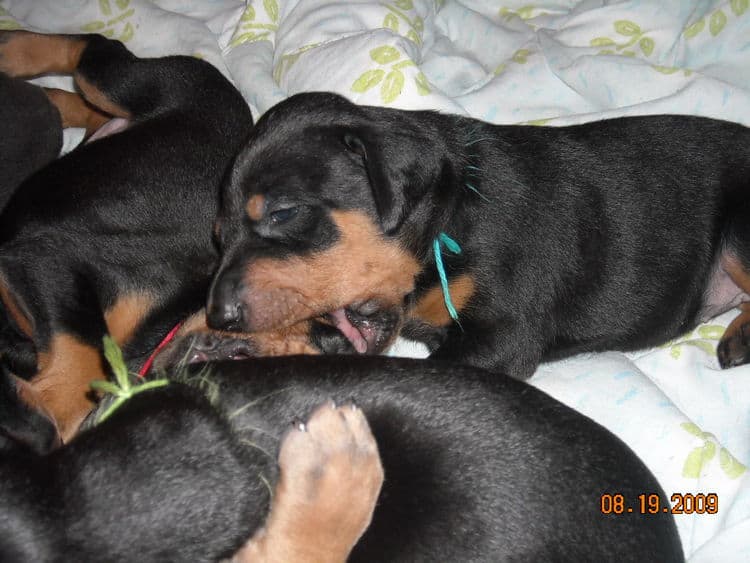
xmin=432 ymin=232 xmax=462 ymax=324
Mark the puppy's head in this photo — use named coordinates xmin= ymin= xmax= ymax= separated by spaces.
xmin=207 ymin=93 xmax=457 ymax=353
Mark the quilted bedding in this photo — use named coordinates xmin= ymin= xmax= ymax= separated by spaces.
xmin=2 ymin=0 xmax=749 ymax=559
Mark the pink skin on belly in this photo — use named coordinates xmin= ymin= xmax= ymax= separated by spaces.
xmin=700 ymin=253 xmax=748 ymax=323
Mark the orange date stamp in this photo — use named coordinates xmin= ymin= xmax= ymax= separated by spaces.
xmin=600 ymin=493 xmax=718 ymax=515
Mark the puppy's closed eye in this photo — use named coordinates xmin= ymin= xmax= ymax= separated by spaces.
xmin=253 ymin=204 xmax=333 ymax=248
xmin=269 ymin=206 xmax=299 ymax=225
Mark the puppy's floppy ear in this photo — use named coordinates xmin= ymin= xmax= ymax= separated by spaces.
xmin=343 ymin=130 xmax=407 ymax=234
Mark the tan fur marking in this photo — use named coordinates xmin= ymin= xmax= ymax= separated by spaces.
xmin=718 ymin=301 xmax=750 ymax=366
xmin=0 ymin=31 xmax=129 ymax=120
xmin=175 ymin=310 xmax=210 ymax=335
xmin=75 ymin=74 xmax=131 ymax=119
xmin=154 ymin=311 xmax=319 ymax=371
xmin=33 ymin=334 xmax=106 ymax=442
xmin=184 ymin=310 xmax=320 ymax=355
xmin=44 ymin=88 xmax=110 ymax=137
xmin=411 ymin=274 xmax=476 ymax=327
xmin=0 ymin=277 xmax=33 ymax=338
xmin=723 ymin=301 xmax=750 ymax=337
xmin=104 ymin=292 xmax=155 ymax=346
xmin=246 ymin=195 xmax=266 ymax=221
xmin=718 ymin=256 xmax=750 ymax=363
xmin=0 ymin=31 xmax=87 ymax=77
xmin=253 ymin=323 xmax=320 ymax=356
xmin=242 ymin=210 xmax=420 ymax=331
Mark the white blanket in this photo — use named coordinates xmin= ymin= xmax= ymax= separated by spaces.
xmin=3 ymin=0 xmax=749 ymax=559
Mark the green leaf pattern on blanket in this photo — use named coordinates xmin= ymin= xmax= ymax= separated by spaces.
xmin=352 ymin=45 xmax=430 ymax=103
xmin=590 ymin=20 xmax=654 ymax=58
xmin=590 ymin=19 xmax=697 ymax=76
xmin=273 ymin=43 xmax=320 ymax=85
xmin=519 ymin=117 xmax=553 ymax=126
xmin=733 ymin=0 xmax=749 ymax=16
xmin=494 ymin=49 xmax=534 ymax=76
xmin=681 ymin=422 xmax=746 ymax=479
xmin=82 ymin=0 xmax=135 ymax=42
xmin=498 ymin=5 xmax=548 ymax=28
xmin=684 ymin=1 xmax=747 ymax=39
xmin=381 ymin=1 xmax=424 ymax=46
xmin=230 ymin=1 xmax=280 ymax=47
xmin=662 ymin=324 xmax=724 ymax=359
xmin=0 ymin=4 xmax=20 ymax=30
xmin=652 ymin=65 xmax=693 ymax=77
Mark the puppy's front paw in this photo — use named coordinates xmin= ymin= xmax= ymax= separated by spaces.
xmin=717 ymin=305 xmax=750 ymax=369
xmin=718 ymin=325 xmax=750 ymax=368
xmin=237 ymin=401 xmax=383 ymax=563
xmin=279 ymin=401 xmax=383 ymax=553
xmin=0 ymin=31 xmax=62 ymax=76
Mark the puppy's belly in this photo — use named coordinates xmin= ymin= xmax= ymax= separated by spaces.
xmin=700 ymin=256 xmax=747 ymax=322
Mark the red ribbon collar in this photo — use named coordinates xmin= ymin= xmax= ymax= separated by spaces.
xmin=137 ymin=321 xmax=183 ymax=378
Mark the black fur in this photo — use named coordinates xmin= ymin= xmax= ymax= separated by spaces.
xmin=0 ymin=71 xmax=61 ymax=208
xmin=0 ymin=383 xmax=263 ymax=562
xmin=0 ymin=356 xmax=683 ymax=562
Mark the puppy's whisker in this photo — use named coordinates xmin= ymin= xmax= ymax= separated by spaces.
xmin=239 ymin=438 xmax=274 ymax=460
xmin=463 ymin=122 xmax=484 ymax=137
xmin=236 ymin=424 xmax=279 ymax=439
xmin=258 ymin=472 xmax=273 ymax=500
xmin=465 ymin=182 xmax=491 ymax=202
xmin=464 ymin=137 xmax=494 ymax=146
xmin=229 ymin=386 xmax=294 ymax=419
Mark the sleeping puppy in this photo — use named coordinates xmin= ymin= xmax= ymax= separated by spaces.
xmin=1 ymin=355 xmax=683 ymax=562
xmin=203 ymin=92 xmax=750 ymax=378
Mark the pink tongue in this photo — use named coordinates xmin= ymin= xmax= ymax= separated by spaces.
xmin=329 ymin=308 xmax=368 ymax=353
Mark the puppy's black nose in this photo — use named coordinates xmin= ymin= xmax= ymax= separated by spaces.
xmin=206 ymin=271 xmax=245 ymax=331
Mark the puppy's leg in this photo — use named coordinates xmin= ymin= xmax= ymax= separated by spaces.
xmin=0 ymin=31 xmax=87 ymax=76
xmin=235 ymin=402 xmax=384 ymax=562
xmin=716 ymin=251 xmax=750 ymax=367
xmin=0 ymin=30 xmax=230 ymax=121
xmin=43 ymin=88 xmax=110 ymax=137
xmin=430 ymin=317 xmax=543 ymax=378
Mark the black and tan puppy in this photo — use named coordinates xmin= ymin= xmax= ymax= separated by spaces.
xmin=1 ymin=355 xmax=683 ymax=562
xmin=0 ymin=31 xmax=256 ymax=441
xmin=205 ymin=91 xmax=750 ymax=377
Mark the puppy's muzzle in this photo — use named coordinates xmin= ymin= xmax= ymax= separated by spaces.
xmin=206 ymin=269 xmax=246 ymax=332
